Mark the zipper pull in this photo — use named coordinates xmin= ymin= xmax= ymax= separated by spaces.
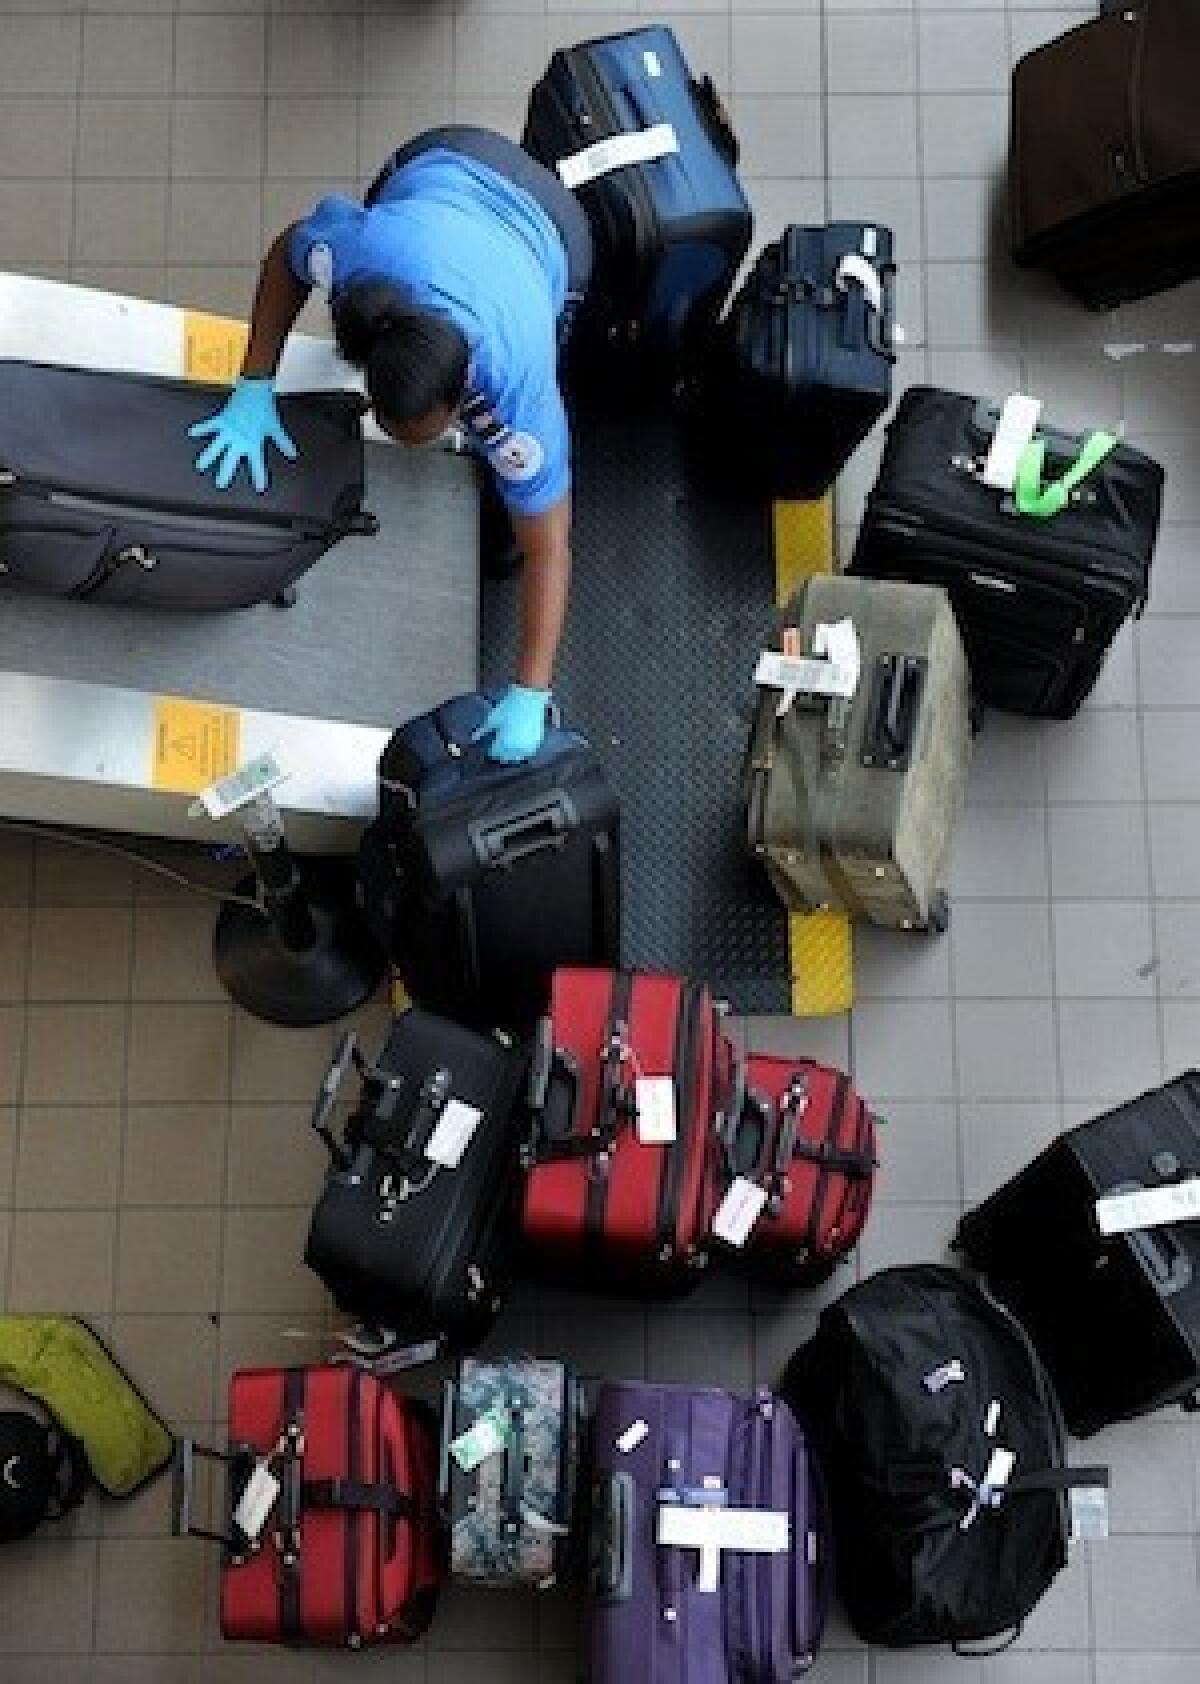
xmin=117 ymin=544 xmax=158 ymax=571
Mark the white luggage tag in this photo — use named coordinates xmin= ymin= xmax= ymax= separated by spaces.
xmin=755 ymin=618 xmax=860 ymax=719
xmin=1094 ymin=1177 xmax=1200 ymax=1236
xmin=1070 ymin=1484 xmax=1110 ymax=1541
xmin=712 ymin=1176 xmax=769 ymax=1248
xmin=981 ymin=394 xmax=1043 ymax=492
xmin=449 ymin=1403 xmax=511 ymax=1473
xmin=234 ymin=1461 xmax=281 ymax=1543
xmin=424 ymin=1098 xmax=484 ymax=1169
xmin=636 ymin=1076 xmax=677 ymax=1144
xmin=616 ymin=1419 xmax=650 ymax=1454
xmin=557 ymin=124 xmax=679 ymax=189
xmin=835 ymin=253 xmax=884 ymax=316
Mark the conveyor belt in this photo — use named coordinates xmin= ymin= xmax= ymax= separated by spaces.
xmin=481 ymin=398 xmax=792 ymax=1012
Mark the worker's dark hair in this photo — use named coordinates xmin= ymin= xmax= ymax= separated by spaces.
xmin=332 ymin=280 xmax=468 ymax=422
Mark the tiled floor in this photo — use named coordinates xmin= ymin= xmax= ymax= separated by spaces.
xmin=0 ymin=0 xmax=1198 ymax=1679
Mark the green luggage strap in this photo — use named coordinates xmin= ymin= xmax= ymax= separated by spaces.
xmin=1013 ymin=430 xmax=1119 ymax=519
xmin=0 ymin=1316 xmax=173 ymax=1498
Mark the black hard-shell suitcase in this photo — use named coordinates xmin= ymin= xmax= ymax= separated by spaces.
xmin=357 ymin=692 xmax=620 ymax=1037
xmin=956 ymin=1073 xmax=1200 ymax=1437
xmin=715 ymin=222 xmax=896 ymax=498
xmin=849 ymin=386 xmax=1164 ymax=717
xmin=304 ymin=1013 xmax=528 ymax=1353
xmin=523 ymin=25 xmax=751 ymax=378
xmin=0 ymin=360 xmax=373 ymax=610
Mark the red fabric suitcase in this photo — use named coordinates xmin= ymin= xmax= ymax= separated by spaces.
xmin=175 ymin=1366 xmax=441 ymax=1647
xmin=520 ymin=967 xmax=725 ymax=1292
xmin=715 ymin=1049 xmax=877 ymax=1284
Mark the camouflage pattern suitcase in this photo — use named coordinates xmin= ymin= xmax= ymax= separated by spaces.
xmin=439 ymin=1356 xmax=582 ymax=1589
xmin=743 ymin=575 xmax=971 ymax=931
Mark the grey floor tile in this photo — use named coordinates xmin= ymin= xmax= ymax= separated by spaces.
xmin=741 ymin=1011 xmax=852 ymax=1069
xmin=752 ymin=1302 xmax=821 ymax=1386
xmin=924 ymin=175 xmax=1005 ymax=262
xmin=15 ymin=1105 xmax=122 ymax=1208
xmin=857 ymin=1201 xmax=961 ymax=1275
xmin=0 ymin=181 xmax=74 ymax=266
xmin=1011 ymin=1548 xmax=1091 ymax=1649
xmin=646 ymin=1307 xmax=754 ymax=1391
xmin=1153 ymin=902 xmax=1200 ymax=996
xmin=116 ymin=1206 xmax=221 ymax=1313
xmin=1091 ymin=1536 xmax=1200 ymax=1649
xmin=1139 ymin=619 xmax=1200 ymax=707
xmin=127 ymin=1003 xmax=230 ymax=1103
xmin=854 ymin=923 xmax=951 ymax=999
xmin=919 ymin=93 xmax=1008 ymax=177
xmin=1023 ymin=347 xmax=1125 ymax=435
xmin=74 ymin=179 xmax=168 ymax=265
xmin=1059 ymin=1000 xmax=1162 ymax=1100
xmin=966 ymin=715 xmax=1045 ymax=806
xmin=850 ymin=1001 xmax=954 ymax=1099
xmin=8 ymin=1208 xmax=116 ymax=1314
xmin=0 ymin=98 xmax=77 ymax=179
xmin=1049 ymin=804 xmax=1151 ymax=900
xmin=1143 ymin=711 xmax=1200 ymax=803
xmin=95 ymin=1535 xmax=210 ymax=1654
xmin=266 ymin=96 xmax=358 ymax=180
xmin=1085 ymin=621 xmax=1138 ymax=709
xmin=362 ymin=9 xmax=453 ymax=95
xmin=455 ymin=13 xmax=553 ymax=98
xmin=955 ymin=1000 xmax=1058 ymax=1099
xmin=123 ymin=1104 xmax=228 ymax=1207
xmin=1145 ymin=525 xmax=1200 ymax=615
xmin=172 ymin=98 xmax=266 ymax=181
xmin=167 ymin=180 xmax=264 ymax=266
xmin=78 ymin=98 xmax=171 ymax=182
xmin=734 ymin=94 xmax=823 ymax=178
xmin=0 ymin=1539 xmax=97 ymax=1654
xmin=1045 ymin=709 xmax=1142 ymax=803
xmin=959 ymin=1099 xmax=1061 ymax=1205
xmin=829 ymin=95 xmax=919 ymax=178
xmin=267 ymin=10 xmax=362 ymax=95
xmin=871 ymin=1101 xmax=960 ymax=1203
xmin=1096 ymin=1660 xmax=1200 ymax=1684
xmin=1149 ymin=805 xmax=1200 ymax=899
xmin=924 ymin=260 xmax=1023 ymax=349
xmin=950 ymin=805 xmax=1050 ymax=899
xmin=0 ymin=15 xmax=82 ymax=96
xmin=1052 ymin=899 xmax=1156 ymax=999
xmin=660 ymin=16 xmax=732 ymax=90
xmin=732 ymin=14 xmax=821 ymax=95
xmin=81 ymin=12 xmax=172 ymax=96
xmin=918 ymin=11 xmax=1009 ymax=92
xmin=1087 ymin=1419 xmax=1199 ymax=1535
xmin=175 ymin=14 xmax=267 ymax=97
xmin=826 ymin=13 xmax=916 ymax=94
xmin=1162 ymin=1002 xmax=1200 ymax=1082
xmin=927 ymin=344 xmax=1024 ymax=399
xmin=828 ymin=177 xmax=923 ymax=263
xmin=951 ymin=899 xmax=1052 ymax=997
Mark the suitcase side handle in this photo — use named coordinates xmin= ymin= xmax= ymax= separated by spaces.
xmin=1104 ymin=1178 xmax=1195 ymax=1296
xmin=860 ymin=653 xmax=927 ymax=772
xmin=502 ymin=1401 xmax=526 ymax=1533
xmin=590 ymin=1471 xmax=635 ymax=1602
xmin=468 ymin=794 xmax=578 ymax=869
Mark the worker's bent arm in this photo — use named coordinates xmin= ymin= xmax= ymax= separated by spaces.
xmin=242 ymin=227 xmax=312 ymax=379
xmin=511 ymin=494 xmax=572 ymax=692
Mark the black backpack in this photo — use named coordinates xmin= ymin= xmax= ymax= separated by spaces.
xmin=0 ymin=1409 xmax=90 ymax=1542
xmin=783 ymin=1265 xmax=1108 ymax=1649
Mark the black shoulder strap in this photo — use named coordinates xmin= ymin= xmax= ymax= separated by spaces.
xmin=302 ymin=1478 xmax=419 ymax=1520
xmin=44 ymin=1429 xmax=91 ymax=1520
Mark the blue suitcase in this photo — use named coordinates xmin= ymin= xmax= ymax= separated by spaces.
xmin=524 ymin=26 xmax=752 ymax=377
xmin=356 ymin=691 xmax=620 ymax=1034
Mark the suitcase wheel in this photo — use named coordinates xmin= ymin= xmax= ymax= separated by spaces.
xmin=921 ymin=890 xmax=950 ymax=937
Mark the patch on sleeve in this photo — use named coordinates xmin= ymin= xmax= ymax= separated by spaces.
xmin=307 ymin=242 xmax=334 ymax=292
xmin=489 ymin=430 xmax=544 ymax=483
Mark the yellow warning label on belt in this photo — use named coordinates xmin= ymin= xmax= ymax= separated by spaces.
xmin=182 ymin=311 xmax=250 ymax=385
xmin=151 ymin=696 xmax=241 ymax=794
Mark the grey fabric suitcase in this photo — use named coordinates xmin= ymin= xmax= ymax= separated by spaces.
xmin=743 ymin=575 xmax=971 ymax=931
xmin=439 ymin=1356 xmax=582 ymax=1590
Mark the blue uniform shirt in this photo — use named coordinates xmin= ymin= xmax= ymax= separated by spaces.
xmin=288 ymin=150 xmax=570 ymax=517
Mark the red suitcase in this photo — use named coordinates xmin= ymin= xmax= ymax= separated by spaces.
xmin=714 ymin=1049 xmax=877 ymax=1283
xmin=175 ymin=1366 xmax=442 ymax=1647
xmin=520 ymin=967 xmax=725 ymax=1292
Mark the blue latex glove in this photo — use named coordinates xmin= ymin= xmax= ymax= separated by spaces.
xmin=472 ymin=685 xmax=551 ymax=765
xmin=188 ymin=376 xmax=297 ymax=494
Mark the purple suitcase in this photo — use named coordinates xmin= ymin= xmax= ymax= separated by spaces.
xmin=588 ymin=1381 xmax=830 ymax=1682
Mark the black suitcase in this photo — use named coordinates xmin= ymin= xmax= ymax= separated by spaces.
xmin=304 ymin=1013 xmax=528 ymax=1352
xmin=357 ymin=692 xmax=620 ymax=1037
xmin=0 ymin=361 xmax=374 ymax=610
xmin=955 ymin=1073 xmax=1200 ymax=1437
xmin=849 ymin=386 xmax=1164 ymax=718
xmin=714 ymin=222 xmax=897 ymax=499
xmin=1010 ymin=0 xmax=1200 ymax=309
xmin=783 ymin=1266 xmax=1108 ymax=1649
xmin=523 ymin=25 xmax=751 ymax=379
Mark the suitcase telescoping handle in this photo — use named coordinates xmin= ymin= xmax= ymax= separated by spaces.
xmin=308 ymin=1029 xmax=359 ymax=1168
xmin=469 ymin=793 xmax=578 ymax=870
xmin=172 ymin=1437 xmax=256 ymax=1552
xmin=861 ymin=653 xmax=927 ymax=773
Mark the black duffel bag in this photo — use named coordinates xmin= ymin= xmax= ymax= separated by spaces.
xmin=0 ymin=1407 xmax=89 ymax=1542
xmin=782 ymin=1265 xmax=1108 ymax=1650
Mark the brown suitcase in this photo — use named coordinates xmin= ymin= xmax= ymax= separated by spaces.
xmin=1010 ymin=0 xmax=1200 ymax=308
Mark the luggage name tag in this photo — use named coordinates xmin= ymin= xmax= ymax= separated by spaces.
xmin=521 ymin=1503 xmax=570 ymax=1536
xmin=234 ymin=1461 xmax=281 ymax=1544
xmin=556 ymin=124 xmax=679 ymax=190
xmin=449 ymin=1404 xmax=511 ymax=1473
xmin=980 ymin=393 xmax=1043 ymax=492
xmin=636 ymin=1077 xmax=677 ymax=1145
xmin=189 ymin=751 xmax=287 ymax=821
xmin=1094 ymin=1176 xmax=1200 ymax=1236
xmin=1069 ymin=1484 xmax=1110 ymax=1542
xmin=425 ymin=1099 xmax=484 ymax=1169
xmin=712 ymin=1177 xmax=769 ymax=1248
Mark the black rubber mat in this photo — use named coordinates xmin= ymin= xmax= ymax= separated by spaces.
xmin=480 ymin=398 xmax=791 ymax=1011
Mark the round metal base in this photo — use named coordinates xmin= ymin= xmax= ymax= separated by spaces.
xmin=213 ymin=862 xmax=386 ymax=1027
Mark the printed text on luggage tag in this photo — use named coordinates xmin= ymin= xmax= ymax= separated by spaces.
xmin=712 ymin=1177 xmax=769 ymax=1248
xmin=425 ymin=1099 xmax=484 ymax=1168
xmin=636 ymin=1077 xmax=677 ymax=1145
xmin=556 ymin=125 xmax=679 ymax=190
xmin=234 ymin=1462 xmax=281 ymax=1543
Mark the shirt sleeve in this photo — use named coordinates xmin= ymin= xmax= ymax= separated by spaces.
xmin=286 ymin=195 xmax=362 ymax=292
xmin=484 ymin=378 xmax=570 ymax=519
